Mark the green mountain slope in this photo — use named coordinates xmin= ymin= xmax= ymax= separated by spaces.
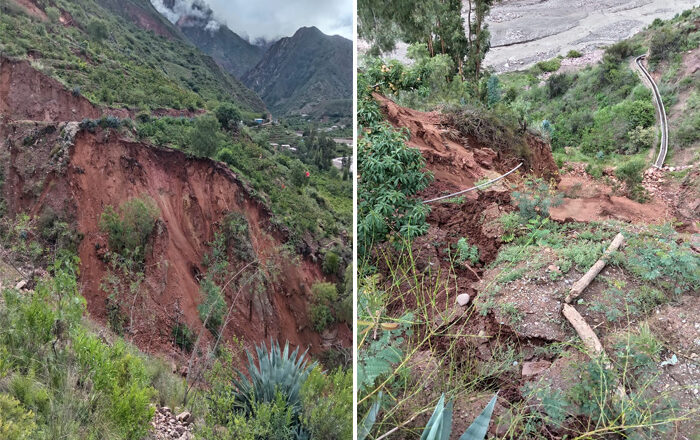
xmin=242 ymin=26 xmax=352 ymax=118
xmin=0 ymin=0 xmax=265 ymax=112
xmin=179 ymin=25 xmax=264 ymax=78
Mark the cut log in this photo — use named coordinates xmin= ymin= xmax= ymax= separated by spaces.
xmin=562 ymin=304 xmax=604 ymax=355
xmin=565 ymin=233 xmax=625 ymax=303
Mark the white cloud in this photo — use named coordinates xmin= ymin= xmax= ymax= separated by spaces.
xmin=205 ymin=0 xmax=353 ymax=40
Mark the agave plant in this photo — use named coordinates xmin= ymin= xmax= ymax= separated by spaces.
xmin=359 ymin=392 xmax=498 ymax=440
xmin=232 ymin=339 xmax=317 ymax=418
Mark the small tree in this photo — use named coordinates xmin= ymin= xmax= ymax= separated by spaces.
xmin=188 ymin=115 xmax=222 ymax=157
xmin=87 ymin=19 xmax=108 ymax=42
xmin=616 ymin=158 xmax=646 ymax=200
xmin=214 ymin=103 xmax=241 ymax=131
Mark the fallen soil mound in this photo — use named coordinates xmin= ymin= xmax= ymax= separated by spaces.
xmin=374 ymin=93 xmax=559 ymax=199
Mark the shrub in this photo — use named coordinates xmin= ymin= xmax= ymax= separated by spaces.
xmin=309 ymin=282 xmax=338 ymax=332
xmin=300 ymin=367 xmax=352 ymax=440
xmin=358 ymin=123 xmax=432 ymax=254
xmin=214 ymin=102 xmax=242 ymax=131
xmin=198 ymin=277 xmax=226 ymax=334
xmin=566 ymin=49 xmax=583 ymax=58
xmin=0 ymin=393 xmax=37 ymax=440
xmin=99 ymin=197 xmax=159 ymax=265
xmin=649 ymin=28 xmax=681 ymax=65
xmin=615 ymin=157 xmax=646 ymax=196
xmin=547 ymin=73 xmax=572 ymax=98
xmin=535 ymin=58 xmax=561 ymax=73
xmin=626 ymin=125 xmax=655 ymax=153
xmin=322 ymin=251 xmax=340 ymax=275
xmin=512 ymin=179 xmax=563 ymax=220
xmin=188 ymin=115 xmax=222 ymax=157
xmin=172 ymin=322 xmax=194 ymax=352
xmin=86 ymin=19 xmax=108 ymax=42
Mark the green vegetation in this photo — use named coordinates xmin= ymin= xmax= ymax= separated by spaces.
xmin=309 ymin=282 xmax=339 ymax=332
xmin=197 ymin=341 xmax=351 ymax=439
xmin=511 ymin=179 xmax=563 ymax=220
xmin=136 ymin=116 xmax=351 ymax=249
xmin=0 ymin=0 xmax=264 ymax=111
xmin=359 ymin=0 xmax=495 ymax=82
xmin=0 ymin=254 xmax=166 ymax=439
xmin=99 ymin=196 xmax=159 ymax=266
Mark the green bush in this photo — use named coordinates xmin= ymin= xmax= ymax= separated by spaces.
xmin=198 ymin=277 xmax=226 ymax=335
xmin=86 ymin=19 xmax=108 ymax=42
xmin=615 ymin=158 xmax=646 ymax=197
xmin=512 ymin=179 xmax=563 ymax=220
xmin=310 ymin=282 xmax=339 ymax=332
xmin=300 ymin=367 xmax=352 ymax=440
xmin=0 ymin=393 xmax=36 ymax=440
xmin=358 ymin=122 xmax=433 ymax=255
xmin=99 ymin=197 xmax=159 ymax=265
xmin=322 ymin=251 xmax=340 ymax=275
xmin=172 ymin=322 xmax=194 ymax=352
xmin=566 ymin=49 xmax=583 ymax=58
xmin=535 ymin=58 xmax=561 ymax=73
xmin=0 ymin=254 xmax=158 ymax=440
xmin=188 ymin=115 xmax=222 ymax=157
xmin=215 ymin=102 xmax=242 ymax=131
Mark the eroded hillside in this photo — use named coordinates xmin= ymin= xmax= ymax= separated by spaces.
xmin=0 ymin=56 xmax=350 ymax=361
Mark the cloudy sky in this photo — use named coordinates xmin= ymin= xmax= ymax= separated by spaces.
xmin=206 ymin=0 xmax=353 ymax=41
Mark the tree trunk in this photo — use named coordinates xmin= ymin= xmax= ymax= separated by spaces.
xmin=565 ymin=233 xmax=625 ymax=303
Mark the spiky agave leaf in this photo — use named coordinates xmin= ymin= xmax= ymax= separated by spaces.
xmin=459 ymin=393 xmax=498 ymax=440
xmin=358 ymin=391 xmax=383 ymax=440
xmin=232 ymin=339 xmax=317 ymax=417
xmin=421 ymin=394 xmax=454 ymax=440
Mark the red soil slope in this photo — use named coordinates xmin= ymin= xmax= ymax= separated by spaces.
xmin=373 ymin=93 xmax=559 ymax=198
xmin=0 ymin=57 xmax=349 ymax=358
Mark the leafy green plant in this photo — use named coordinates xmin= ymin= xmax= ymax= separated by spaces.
xmin=512 ymin=179 xmax=563 ymax=220
xmin=322 ymin=251 xmax=340 ymax=275
xmin=358 ymin=122 xmax=433 ymax=255
xmin=456 ymin=237 xmax=480 ymax=265
xmin=309 ymin=282 xmax=338 ymax=332
xmin=300 ymin=367 xmax=352 ymax=440
xmin=99 ymin=197 xmax=159 ymax=266
xmin=0 ymin=393 xmax=36 ymax=440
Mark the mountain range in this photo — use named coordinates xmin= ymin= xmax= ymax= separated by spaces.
xmin=149 ymin=0 xmax=352 ymax=119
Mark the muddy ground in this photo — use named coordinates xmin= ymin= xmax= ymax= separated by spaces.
xmin=371 ymin=94 xmax=699 ymax=438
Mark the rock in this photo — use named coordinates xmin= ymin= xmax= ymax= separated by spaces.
xmin=522 ymin=360 xmax=552 ymax=377
xmin=456 ymin=293 xmax=471 ymax=306
xmin=176 ymin=411 xmax=192 ymax=424
xmin=15 ymin=280 xmax=27 ymax=290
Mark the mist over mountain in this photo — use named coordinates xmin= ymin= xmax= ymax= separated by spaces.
xmin=149 ymin=1 xmax=352 ymax=118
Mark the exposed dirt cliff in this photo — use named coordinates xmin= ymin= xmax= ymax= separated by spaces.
xmin=0 ymin=57 xmax=349 ymax=360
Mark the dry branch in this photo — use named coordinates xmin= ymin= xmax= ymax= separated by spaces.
xmin=562 ymin=304 xmax=604 ymax=355
xmin=565 ymin=232 xmax=625 ymax=303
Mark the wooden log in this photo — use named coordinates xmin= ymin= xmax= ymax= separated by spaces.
xmin=562 ymin=304 xmax=604 ymax=355
xmin=565 ymin=233 xmax=625 ymax=303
